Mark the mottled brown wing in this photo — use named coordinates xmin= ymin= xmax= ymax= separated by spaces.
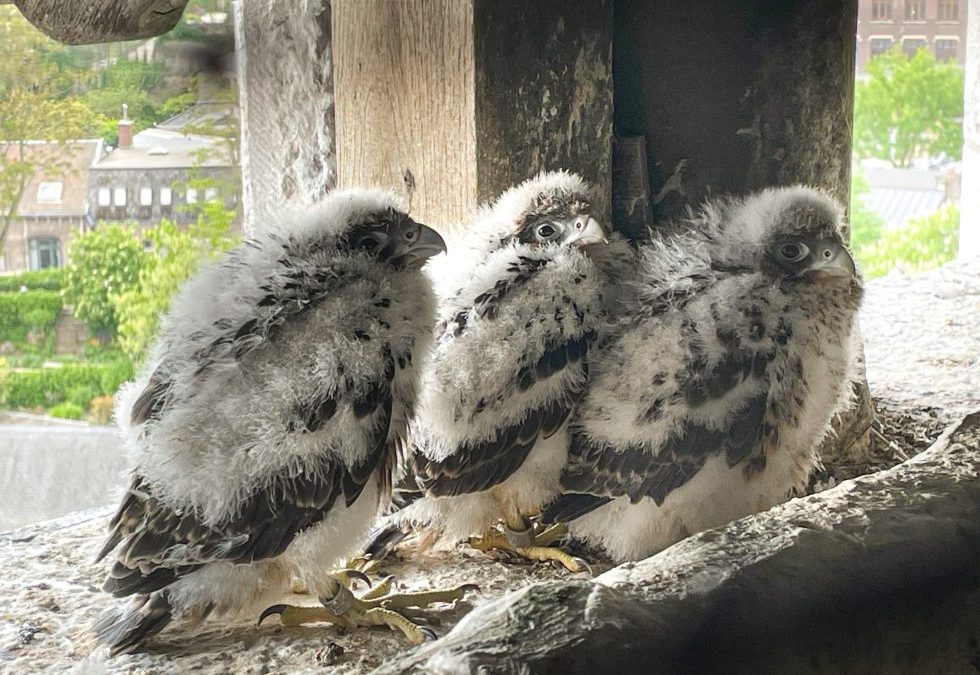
xmin=100 ymin=360 xmax=395 ymax=599
xmin=413 ymin=335 xmax=592 ymax=498
xmin=544 ymin=387 xmax=770 ymax=524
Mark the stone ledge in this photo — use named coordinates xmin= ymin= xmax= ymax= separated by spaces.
xmin=378 ymin=412 xmax=980 ymax=674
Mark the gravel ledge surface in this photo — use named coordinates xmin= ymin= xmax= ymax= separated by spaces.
xmin=378 ymin=412 xmax=980 ymax=674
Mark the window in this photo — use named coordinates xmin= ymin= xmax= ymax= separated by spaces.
xmin=113 ymin=187 xmax=127 ymax=206
xmin=204 ymin=187 xmax=218 ymax=202
xmin=139 ymin=187 xmax=153 ymax=218
xmin=36 ymin=182 xmax=63 ymax=203
xmin=937 ymin=0 xmax=958 ymax=20
xmin=160 ymin=187 xmax=173 ymax=216
xmin=97 ymin=187 xmax=111 ymax=207
xmin=935 ymin=39 xmax=958 ymax=61
xmin=903 ymin=38 xmax=926 ymax=56
xmin=186 ymin=188 xmax=198 ymax=204
xmin=28 ymin=238 xmax=61 ymax=271
xmin=904 ymin=0 xmax=925 ymax=20
xmin=870 ymin=38 xmax=893 ymax=57
xmin=871 ymin=0 xmax=892 ymax=20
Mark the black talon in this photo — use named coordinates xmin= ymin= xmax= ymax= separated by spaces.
xmin=258 ymin=605 xmax=286 ymax=626
xmin=347 ymin=570 xmax=371 ymax=588
xmin=420 ymin=626 xmax=439 ymax=642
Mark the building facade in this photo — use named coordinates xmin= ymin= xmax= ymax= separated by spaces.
xmin=0 ymin=140 xmax=100 ymax=273
xmin=86 ymin=106 xmax=238 ymax=228
xmin=857 ymin=0 xmax=970 ymax=72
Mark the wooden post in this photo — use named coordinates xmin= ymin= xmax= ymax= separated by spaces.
xmin=234 ymin=0 xmax=335 ymax=234
xmin=332 ymin=0 xmax=613 ymax=231
xmin=614 ymin=0 xmax=857 ymax=221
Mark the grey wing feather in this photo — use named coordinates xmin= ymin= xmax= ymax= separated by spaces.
xmin=412 ymin=334 xmax=593 ymax=498
xmin=100 ymin=354 xmax=397 ymax=598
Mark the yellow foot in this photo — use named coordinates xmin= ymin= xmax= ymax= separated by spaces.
xmin=468 ymin=523 xmax=589 ymax=574
xmin=258 ymin=574 xmax=479 ymax=645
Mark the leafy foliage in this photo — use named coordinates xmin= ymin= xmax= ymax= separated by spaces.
xmin=113 ymin=201 xmax=238 ymax=363
xmin=49 ymin=402 xmax=85 ymax=420
xmin=848 ymin=169 xmax=885 ymax=263
xmin=63 ymin=223 xmax=148 ymax=337
xmin=0 ymin=8 xmax=100 ymax=257
xmin=858 ymin=205 xmax=959 ymax=279
xmin=0 ymin=290 xmax=62 ymax=344
xmin=0 ymin=269 xmax=63 ymax=292
xmin=854 ymin=48 xmax=964 ymax=167
xmin=0 ymin=360 xmax=133 ymax=409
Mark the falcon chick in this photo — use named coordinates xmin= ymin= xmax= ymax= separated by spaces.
xmin=542 ymin=186 xmax=863 ymax=562
xmin=384 ymin=171 xmax=618 ymax=572
xmin=92 ymin=188 xmax=473 ymax=655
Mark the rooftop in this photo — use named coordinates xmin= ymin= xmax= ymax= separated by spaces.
xmin=91 ymin=101 xmax=236 ymax=171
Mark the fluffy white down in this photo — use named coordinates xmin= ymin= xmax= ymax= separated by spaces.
xmin=567 ymin=186 xmax=863 ymax=562
xmin=113 ymin=187 xmax=435 ymax=561
xmin=395 ymin=171 xmax=614 ymax=541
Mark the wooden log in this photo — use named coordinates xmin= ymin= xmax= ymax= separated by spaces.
xmin=332 ymin=0 xmax=613 ymax=232
xmin=376 ymin=412 xmax=980 ymax=674
xmin=12 ymin=0 xmax=188 ymax=44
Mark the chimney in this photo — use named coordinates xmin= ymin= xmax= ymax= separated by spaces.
xmin=118 ymin=103 xmax=133 ymax=149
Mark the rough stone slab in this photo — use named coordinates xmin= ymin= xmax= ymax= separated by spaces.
xmin=377 ymin=412 xmax=980 ymax=674
xmin=12 ymin=0 xmax=187 ymax=44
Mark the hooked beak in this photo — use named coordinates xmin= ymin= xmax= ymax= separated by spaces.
xmin=566 ymin=215 xmax=608 ymax=249
xmin=806 ymin=242 xmax=856 ymax=283
xmin=391 ymin=224 xmax=447 ymax=270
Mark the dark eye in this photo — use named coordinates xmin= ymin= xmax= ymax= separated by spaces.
xmin=536 ymin=223 xmax=558 ymax=240
xmin=779 ymin=242 xmax=808 ymax=262
xmin=404 ymin=229 xmax=417 ymax=242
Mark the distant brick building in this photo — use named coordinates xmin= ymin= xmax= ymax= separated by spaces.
xmin=86 ymin=103 xmax=238 ymax=227
xmin=856 ymin=0 xmax=970 ymax=72
xmin=0 ymin=140 xmax=100 ymax=273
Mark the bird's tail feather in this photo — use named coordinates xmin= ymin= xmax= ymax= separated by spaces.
xmin=93 ymin=591 xmax=173 ymax=656
xmin=362 ymin=521 xmax=411 ymax=562
xmin=541 ymin=493 xmax=612 ymax=524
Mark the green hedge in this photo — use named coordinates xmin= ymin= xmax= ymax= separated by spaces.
xmin=0 ymin=360 xmax=133 ymax=409
xmin=0 ymin=269 xmax=64 ymax=292
xmin=48 ymin=401 xmax=84 ymax=420
xmin=0 ymin=290 xmax=63 ymax=344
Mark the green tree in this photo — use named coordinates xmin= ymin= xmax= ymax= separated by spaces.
xmin=858 ymin=204 xmax=959 ymax=279
xmin=113 ymin=203 xmax=238 ymax=363
xmin=854 ymin=47 xmax=965 ymax=167
xmin=0 ymin=8 xmax=98 ymax=257
xmin=848 ymin=168 xmax=884 ymax=258
xmin=82 ymin=59 xmax=167 ymax=145
xmin=63 ymin=223 xmax=148 ymax=339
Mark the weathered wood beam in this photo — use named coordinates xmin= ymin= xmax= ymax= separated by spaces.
xmin=376 ymin=412 xmax=980 ymax=674
xmin=12 ymin=0 xmax=188 ymax=44
xmin=234 ymin=0 xmax=334 ymax=234
xmin=332 ymin=0 xmax=613 ymax=232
